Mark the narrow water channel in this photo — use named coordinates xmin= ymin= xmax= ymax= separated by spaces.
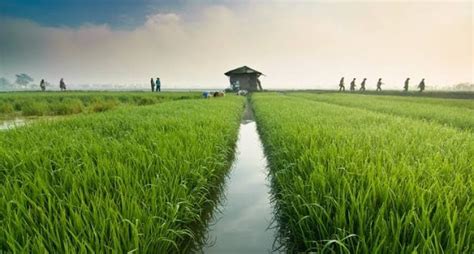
xmin=204 ymin=102 xmax=276 ymax=253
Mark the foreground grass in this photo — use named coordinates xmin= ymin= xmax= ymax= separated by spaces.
xmin=0 ymin=91 xmax=200 ymax=118
xmin=291 ymin=93 xmax=474 ymax=131
xmin=0 ymin=97 xmax=244 ymax=252
xmin=252 ymin=93 xmax=473 ymax=253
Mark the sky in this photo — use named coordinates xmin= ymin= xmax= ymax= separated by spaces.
xmin=0 ymin=0 xmax=473 ymax=90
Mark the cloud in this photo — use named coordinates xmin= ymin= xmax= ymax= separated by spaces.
xmin=145 ymin=13 xmax=181 ymax=27
xmin=0 ymin=2 xmax=472 ymax=89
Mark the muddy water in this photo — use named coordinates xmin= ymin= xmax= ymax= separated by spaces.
xmin=205 ymin=102 xmax=276 ymax=253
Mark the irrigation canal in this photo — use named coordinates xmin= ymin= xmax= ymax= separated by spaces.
xmin=1 ymin=103 xmax=279 ymax=252
xmin=204 ymin=101 xmax=276 ymax=253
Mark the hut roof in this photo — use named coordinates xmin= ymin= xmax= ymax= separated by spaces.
xmin=225 ymin=66 xmax=263 ymax=76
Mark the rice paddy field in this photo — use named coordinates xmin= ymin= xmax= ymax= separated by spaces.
xmin=0 ymin=94 xmax=244 ymax=252
xmin=0 ymin=91 xmax=200 ymax=118
xmin=0 ymin=91 xmax=473 ymax=253
xmin=290 ymin=92 xmax=474 ymax=131
xmin=252 ymin=93 xmax=473 ymax=253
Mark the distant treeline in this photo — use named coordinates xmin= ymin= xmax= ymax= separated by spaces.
xmin=452 ymin=82 xmax=474 ymax=91
xmin=0 ymin=74 xmax=38 ymax=90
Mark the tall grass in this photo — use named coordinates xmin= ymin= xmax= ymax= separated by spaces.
xmin=291 ymin=93 xmax=474 ymax=131
xmin=0 ymin=97 xmax=244 ymax=252
xmin=252 ymin=93 xmax=473 ymax=253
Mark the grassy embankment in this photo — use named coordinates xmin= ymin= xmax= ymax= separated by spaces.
xmin=291 ymin=92 xmax=474 ymax=131
xmin=285 ymin=90 xmax=474 ymax=100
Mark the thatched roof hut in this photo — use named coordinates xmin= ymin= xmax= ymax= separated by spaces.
xmin=225 ymin=66 xmax=263 ymax=91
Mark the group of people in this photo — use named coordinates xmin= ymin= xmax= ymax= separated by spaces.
xmin=339 ymin=77 xmax=426 ymax=92
xmin=39 ymin=77 xmax=162 ymax=92
xmin=150 ymin=77 xmax=161 ymax=92
xmin=404 ymin=78 xmax=425 ymax=92
xmin=202 ymin=91 xmax=225 ymax=98
xmin=37 ymin=76 xmax=427 ymax=93
xmin=39 ymin=78 xmax=67 ymax=91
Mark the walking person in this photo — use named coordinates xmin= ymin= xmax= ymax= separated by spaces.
xmin=359 ymin=78 xmax=367 ymax=91
xmin=404 ymin=78 xmax=410 ymax=92
xmin=150 ymin=78 xmax=155 ymax=92
xmin=376 ymin=78 xmax=383 ymax=92
xmin=418 ymin=78 xmax=425 ymax=92
xmin=40 ymin=79 xmax=46 ymax=91
xmin=59 ymin=78 xmax=66 ymax=91
xmin=155 ymin=77 xmax=161 ymax=92
xmin=338 ymin=77 xmax=345 ymax=91
xmin=350 ymin=78 xmax=356 ymax=91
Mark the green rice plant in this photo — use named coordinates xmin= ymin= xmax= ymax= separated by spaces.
xmin=0 ymin=103 xmax=14 ymax=114
xmin=361 ymin=94 xmax=474 ymax=110
xmin=291 ymin=93 xmax=474 ymax=131
xmin=292 ymin=91 xmax=474 ymax=110
xmin=252 ymin=93 xmax=473 ymax=253
xmin=89 ymin=97 xmax=120 ymax=113
xmin=136 ymin=97 xmax=158 ymax=105
xmin=21 ymin=101 xmax=48 ymax=116
xmin=0 ymin=96 xmax=244 ymax=253
xmin=325 ymin=90 xmax=474 ymax=100
xmin=48 ymin=98 xmax=84 ymax=115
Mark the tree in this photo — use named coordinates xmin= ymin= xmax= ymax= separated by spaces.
xmin=15 ymin=73 xmax=34 ymax=88
xmin=454 ymin=82 xmax=474 ymax=91
xmin=0 ymin=77 xmax=13 ymax=90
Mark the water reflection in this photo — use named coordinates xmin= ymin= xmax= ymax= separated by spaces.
xmin=0 ymin=118 xmax=28 ymax=131
xmin=205 ymin=119 xmax=276 ymax=253
xmin=0 ymin=116 xmax=62 ymax=131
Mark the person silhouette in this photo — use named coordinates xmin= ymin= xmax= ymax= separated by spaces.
xmin=339 ymin=77 xmax=345 ymax=91
xmin=60 ymin=78 xmax=66 ymax=91
xmin=418 ymin=78 xmax=425 ymax=92
xmin=376 ymin=78 xmax=383 ymax=92
xmin=404 ymin=78 xmax=410 ymax=92
xmin=359 ymin=78 xmax=367 ymax=91
xmin=155 ymin=77 xmax=161 ymax=92
xmin=150 ymin=78 xmax=155 ymax=92
xmin=350 ymin=78 xmax=356 ymax=91
xmin=40 ymin=79 xmax=46 ymax=91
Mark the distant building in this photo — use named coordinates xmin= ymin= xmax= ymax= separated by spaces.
xmin=225 ymin=66 xmax=263 ymax=91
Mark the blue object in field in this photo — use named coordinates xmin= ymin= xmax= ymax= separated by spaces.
xmin=202 ymin=91 xmax=210 ymax=98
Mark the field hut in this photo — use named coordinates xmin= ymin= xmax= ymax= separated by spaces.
xmin=225 ymin=66 xmax=263 ymax=92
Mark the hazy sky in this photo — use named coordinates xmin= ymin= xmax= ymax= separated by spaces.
xmin=0 ymin=0 xmax=472 ymax=89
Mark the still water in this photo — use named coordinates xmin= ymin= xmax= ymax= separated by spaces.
xmin=205 ymin=110 xmax=276 ymax=253
xmin=0 ymin=116 xmax=62 ymax=131
xmin=0 ymin=118 xmax=28 ymax=131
